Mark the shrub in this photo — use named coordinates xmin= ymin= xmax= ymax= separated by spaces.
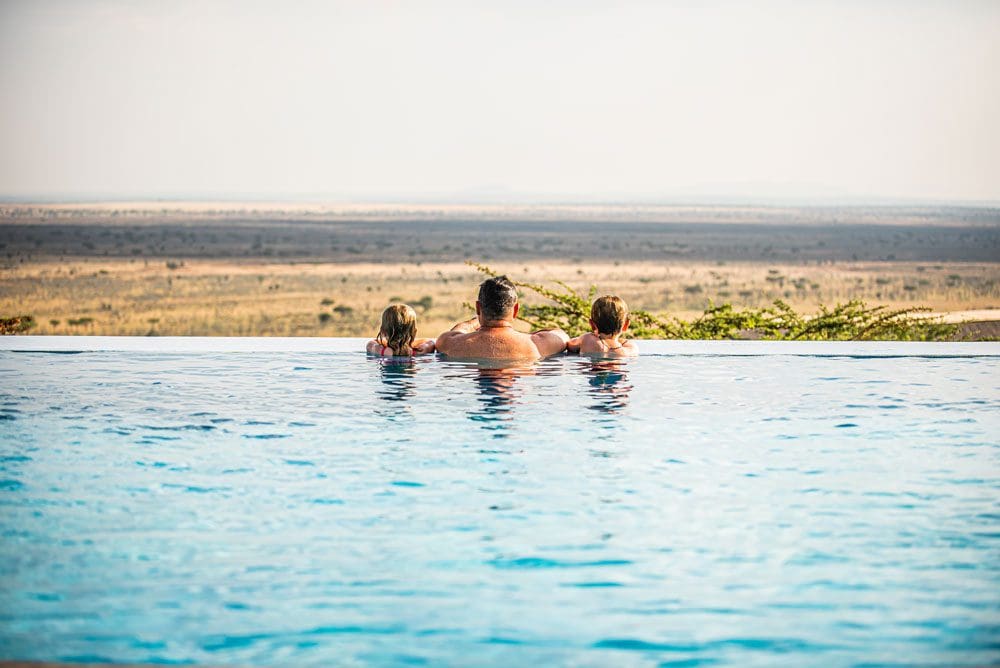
xmin=466 ymin=261 xmax=956 ymax=341
xmin=0 ymin=315 xmax=35 ymax=335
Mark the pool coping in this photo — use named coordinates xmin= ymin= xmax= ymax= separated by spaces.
xmin=1 ymin=336 xmax=997 ymax=357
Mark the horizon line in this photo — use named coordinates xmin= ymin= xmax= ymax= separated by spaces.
xmin=2 ymin=192 xmax=1000 ymax=209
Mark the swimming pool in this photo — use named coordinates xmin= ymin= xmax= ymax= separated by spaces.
xmin=1 ymin=337 xmax=998 ymax=666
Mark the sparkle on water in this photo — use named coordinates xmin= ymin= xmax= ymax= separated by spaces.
xmin=0 ymin=338 xmax=998 ymax=666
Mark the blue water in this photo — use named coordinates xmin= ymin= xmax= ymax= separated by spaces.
xmin=1 ymin=347 xmax=998 ymax=666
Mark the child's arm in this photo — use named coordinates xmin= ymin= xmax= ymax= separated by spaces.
xmin=412 ymin=338 xmax=436 ymax=355
xmin=365 ymin=339 xmax=384 ymax=355
xmin=566 ymin=335 xmax=583 ymax=354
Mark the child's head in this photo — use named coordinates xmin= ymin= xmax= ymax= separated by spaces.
xmin=378 ymin=304 xmax=418 ymax=354
xmin=590 ymin=295 xmax=629 ymax=336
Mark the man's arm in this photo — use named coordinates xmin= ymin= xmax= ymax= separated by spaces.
xmin=435 ymin=316 xmax=479 ymax=355
xmin=412 ymin=338 xmax=436 ymax=355
xmin=531 ymin=328 xmax=569 ymax=357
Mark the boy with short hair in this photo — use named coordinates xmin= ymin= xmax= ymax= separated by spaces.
xmin=567 ymin=295 xmax=638 ymax=356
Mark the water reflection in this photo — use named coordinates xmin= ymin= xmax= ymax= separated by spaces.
xmin=467 ymin=362 xmax=535 ymax=438
xmin=375 ymin=358 xmax=418 ymax=407
xmin=583 ymin=358 xmax=633 ymax=420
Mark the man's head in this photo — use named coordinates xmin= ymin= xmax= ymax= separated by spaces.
xmin=477 ymin=275 xmax=519 ymax=321
xmin=590 ymin=295 xmax=630 ymax=335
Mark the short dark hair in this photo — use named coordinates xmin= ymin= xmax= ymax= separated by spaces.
xmin=478 ymin=275 xmax=518 ymax=320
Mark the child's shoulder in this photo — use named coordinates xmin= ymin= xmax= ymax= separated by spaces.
xmin=577 ymin=332 xmax=604 ymax=353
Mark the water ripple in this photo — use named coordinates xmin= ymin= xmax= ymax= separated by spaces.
xmin=0 ymin=349 xmax=996 ymax=666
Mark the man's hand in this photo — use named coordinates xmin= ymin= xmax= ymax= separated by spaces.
xmin=451 ymin=316 xmax=480 ymax=334
xmin=412 ymin=338 xmax=436 ymax=355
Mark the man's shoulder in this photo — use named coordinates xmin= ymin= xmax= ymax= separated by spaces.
xmin=443 ymin=330 xmax=539 ymax=358
xmin=529 ymin=328 xmax=569 ymax=356
xmin=435 ymin=329 xmax=473 ymax=353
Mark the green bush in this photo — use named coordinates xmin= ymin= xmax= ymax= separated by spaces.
xmin=0 ymin=315 xmax=35 ymax=335
xmin=467 ymin=261 xmax=956 ymax=341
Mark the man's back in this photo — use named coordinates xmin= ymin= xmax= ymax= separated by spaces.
xmin=437 ymin=326 xmax=544 ymax=360
xmin=437 ymin=276 xmax=569 ymax=360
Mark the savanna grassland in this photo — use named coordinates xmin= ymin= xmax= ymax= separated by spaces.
xmin=1 ymin=202 xmax=998 ymax=338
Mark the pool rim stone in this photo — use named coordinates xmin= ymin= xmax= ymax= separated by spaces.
xmin=0 ymin=335 xmax=997 ymax=357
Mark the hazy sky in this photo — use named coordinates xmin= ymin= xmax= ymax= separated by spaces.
xmin=1 ymin=0 xmax=998 ymax=202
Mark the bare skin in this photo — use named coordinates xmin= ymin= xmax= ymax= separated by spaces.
xmin=435 ymin=302 xmax=569 ymax=360
xmin=566 ymin=318 xmax=638 ymax=357
xmin=366 ymin=337 xmax=436 ymax=357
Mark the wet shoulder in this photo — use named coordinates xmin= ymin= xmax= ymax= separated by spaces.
xmin=449 ymin=330 xmax=539 ymax=358
xmin=577 ymin=333 xmax=604 ymax=354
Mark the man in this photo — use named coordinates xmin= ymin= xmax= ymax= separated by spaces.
xmin=436 ymin=275 xmax=569 ymax=359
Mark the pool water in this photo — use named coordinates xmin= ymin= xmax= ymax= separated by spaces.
xmin=1 ymin=339 xmax=998 ymax=666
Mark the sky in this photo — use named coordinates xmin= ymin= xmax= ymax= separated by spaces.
xmin=1 ymin=0 xmax=999 ymax=203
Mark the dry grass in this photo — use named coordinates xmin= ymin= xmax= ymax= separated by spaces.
xmin=2 ymin=203 xmax=997 ymax=337
xmin=2 ymin=258 xmax=997 ymax=337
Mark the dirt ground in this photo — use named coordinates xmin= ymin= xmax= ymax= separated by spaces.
xmin=2 ymin=203 xmax=998 ymax=338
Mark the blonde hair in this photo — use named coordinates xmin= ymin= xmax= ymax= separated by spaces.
xmin=591 ymin=295 xmax=628 ymax=335
xmin=377 ymin=304 xmax=417 ymax=356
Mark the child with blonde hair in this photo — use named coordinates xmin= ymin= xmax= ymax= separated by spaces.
xmin=366 ymin=304 xmax=436 ymax=357
xmin=567 ymin=295 xmax=638 ymax=357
